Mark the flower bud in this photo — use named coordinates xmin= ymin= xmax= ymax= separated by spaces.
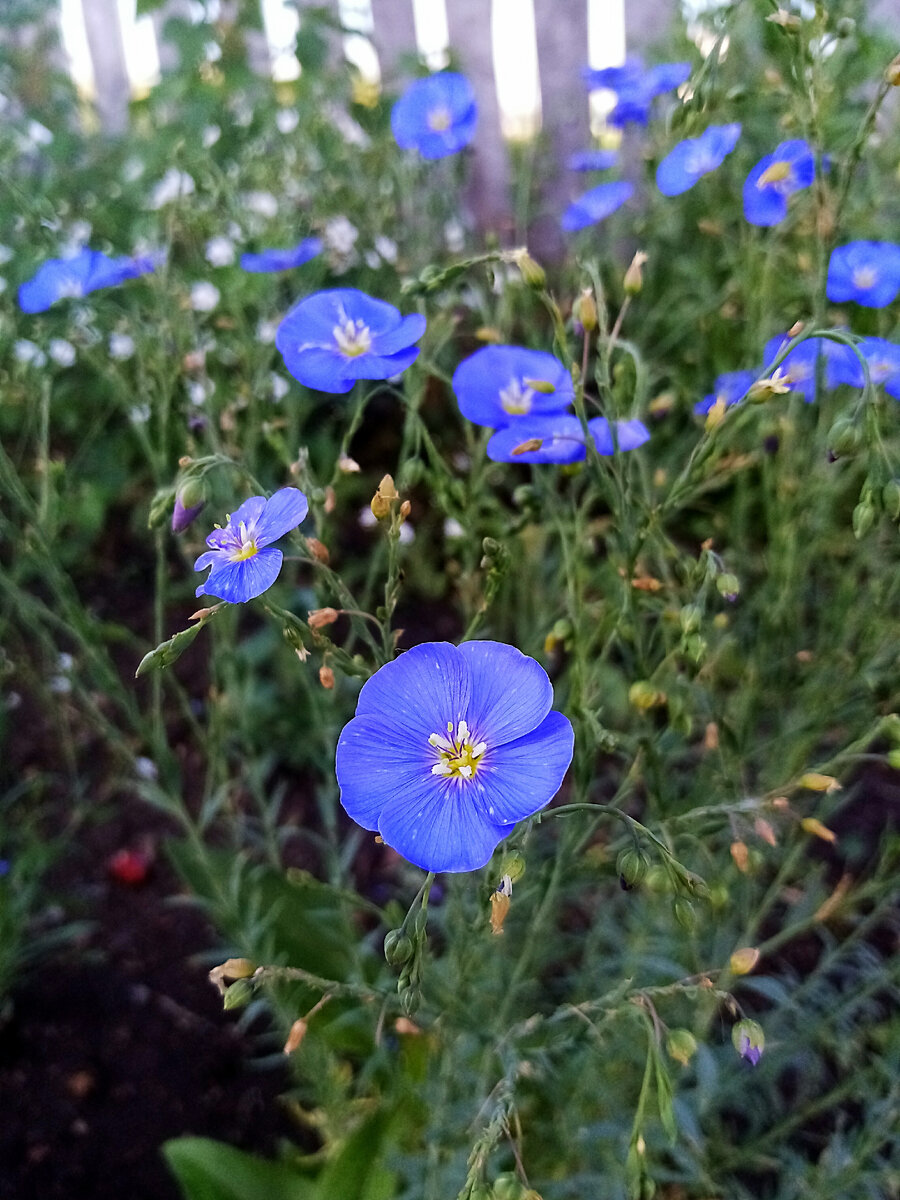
xmin=799 ymin=772 xmax=840 ymax=792
xmin=223 ymin=977 xmax=255 ymax=1010
xmin=666 ymin=1028 xmax=698 ymax=1066
xmin=308 ymin=607 xmax=339 ymax=629
xmin=732 ymin=1018 xmax=765 ymax=1065
xmin=885 ymin=53 xmax=900 ymax=86
xmin=498 ymin=850 xmax=526 ymax=883
xmin=399 ymin=984 xmax=421 ymax=1017
xmin=882 ymin=479 xmax=900 ymax=521
xmin=511 ymin=438 xmax=543 ymax=456
xmin=338 ymin=455 xmax=361 ymax=473
xmin=573 ymin=289 xmax=598 ymax=333
xmin=209 ymin=957 xmax=256 ymax=995
xmin=628 ymin=680 xmax=666 ymax=710
xmin=306 ymin=537 xmax=330 ymax=563
xmin=493 ymin=1172 xmax=526 ymax=1200
xmin=673 ymin=897 xmax=696 ymax=930
xmin=513 ymin=249 xmax=546 ymax=290
xmin=800 ymin=816 xmax=837 ymax=843
xmin=490 ymin=889 xmax=511 ymax=935
xmin=399 ymin=499 xmax=412 ymax=521
xmin=283 ymin=1018 xmax=308 ymax=1054
xmin=616 ymin=847 xmax=649 ymax=887
xmin=384 ymin=929 xmax=414 ymax=965
xmin=623 ymin=251 xmax=648 ymax=296
xmin=371 ymin=473 xmax=399 ymax=519
xmin=852 ymin=501 xmax=876 ymax=540
xmin=679 ymin=604 xmax=702 ymax=635
xmin=716 ymin=573 xmax=740 ymax=601
xmin=729 ymin=946 xmax=760 ymax=975
xmin=826 ymin=416 xmax=862 ymax=458
xmin=318 ymin=665 xmax=335 ymax=689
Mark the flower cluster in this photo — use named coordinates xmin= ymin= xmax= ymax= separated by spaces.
xmin=582 ymin=57 xmax=692 ymax=127
xmin=336 ymin=641 xmax=574 ymax=872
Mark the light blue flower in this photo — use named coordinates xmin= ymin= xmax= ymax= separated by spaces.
xmin=656 ymin=124 xmax=741 ymax=196
xmin=194 ymin=488 xmax=308 ymax=603
xmin=336 ymin=641 xmax=574 ymax=873
xmin=391 ymin=72 xmax=478 ymax=160
xmin=826 ymin=242 xmax=900 ymax=308
xmin=763 ymin=334 xmax=863 ymax=401
xmin=562 ymin=181 xmax=633 ymax=232
xmin=487 ymin=415 xmax=588 ymax=464
xmin=452 ymin=345 xmax=574 ymax=428
xmin=582 ymin=58 xmax=691 ymax=127
xmin=859 ymin=337 xmax=900 ymax=398
xmin=276 ymin=288 xmax=426 ymax=394
xmin=742 ymin=139 xmax=814 ymax=226
xmin=693 ymin=370 xmax=756 ymax=415
xmin=240 ymin=237 xmax=322 ymax=273
xmin=588 ymin=416 xmax=651 ymax=454
xmin=18 ymin=247 xmax=158 ymax=313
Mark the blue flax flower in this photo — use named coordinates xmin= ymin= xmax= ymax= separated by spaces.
xmin=18 ymin=247 xmax=158 ymax=313
xmin=240 ymin=237 xmax=322 ymax=273
xmin=194 ymin=487 xmax=308 ymax=603
xmin=656 ymin=124 xmax=741 ymax=196
xmin=336 ymin=641 xmax=574 ymax=873
xmin=826 ymin=242 xmax=900 ymax=308
xmin=391 ymin=72 xmax=477 ymax=160
xmin=582 ymin=58 xmax=691 ymax=127
xmin=859 ymin=337 xmax=900 ymax=399
xmin=763 ymin=334 xmax=863 ymax=401
xmin=453 ymin=345 xmax=574 ymax=427
xmin=742 ymin=139 xmax=814 ymax=226
xmin=588 ymin=416 xmax=651 ymax=454
xmin=486 ymin=414 xmax=650 ymax=464
xmin=568 ymin=149 xmax=619 ymax=171
xmin=694 ymin=370 xmax=756 ymax=415
xmin=562 ymin=181 xmax=633 ymax=232
xmin=276 ymin=288 xmax=426 ymax=394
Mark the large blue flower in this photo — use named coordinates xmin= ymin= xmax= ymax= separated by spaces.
xmin=826 ymin=242 xmax=900 ymax=308
xmin=336 ymin=641 xmax=574 ymax=873
xmin=194 ymin=487 xmax=308 ymax=603
xmin=485 ymin=414 xmax=650 ymax=464
xmin=656 ymin=124 xmax=742 ymax=197
xmin=562 ymin=181 xmax=633 ymax=232
xmin=391 ymin=72 xmax=477 ymax=160
xmin=453 ymin=345 xmax=574 ymax=427
xmin=693 ymin=370 xmax=756 ymax=415
xmin=859 ymin=337 xmax=900 ymax=398
xmin=582 ymin=58 xmax=691 ymax=127
xmin=18 ymin=247 xmax=158 ymax=313
xmin=742 ymin=139 xmax=814 ymax=226
xmin=276 ymin=288 xmax=426 ymax=394
xmin=240 ymin=237 xmax=322 ymax=273
xmin=763 ymin=334 xmax=863 ymax=401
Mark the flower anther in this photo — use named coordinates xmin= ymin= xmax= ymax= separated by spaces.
xmin=429 ymin=719 xmax=487 ymax=779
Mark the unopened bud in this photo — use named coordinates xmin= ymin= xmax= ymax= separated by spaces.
xmin=616 ymin=847 xmax=649 ymax=887
xmin=629 ymin=680 xmax=666 ymax=710
xmin=283 ymin=1018 xmax=308 ymax=1054
xmin=514 ymin=249 xmax=546 ymax=290
xmin=852 ymin=501 xmax=876 ymax=539
xmin=679 ymin=604 xmax=702 ymax=635
xmin=394 ymin=1017 xmax=421 ymax=1035
xmin=307 ymin=607 xmax=339 ymax=629
xmin=623 ymin=250 xmax=648 ymax=295
xmin=209 ymin=957 xmax=256 ymax=995
xmin=371 ymin=473 xmax=399 ymax=519
xmin=172 ymin=490 xmax=206 ymax=533
xmin=498 ymin=850 xmax=526 ymax=883
xmin=324 ymin=485 xmax=336 ymax=513
xmin=666 ymin=1028 xmax=698 ymax=1066
xmin=223 ymin=977 xmax=255 ymax=1010
xmin=882 ymin=479 xmax=900 ymax=520
xmin=717 ymin=573 xmax=740 ymax=601
xmin=306 ymin=537 xmax=330 ymax=563
xmin=885 ymin=53 xmax=900 ymax=86
xmin=730 ymin=841 xmax=750 ymax=872
xmin=799 ymin=772 xmax=840 ymax=792
xmin=732 ymin=1018 xmax=765 ymax=1065
xmin=318 ymin=665 xmax=335 ymax=689
xmin=384 ymin=929 xmax=414 ymax=966
xmin=673 ymin=897 xmax=696 ymax=930
xmin=573 ymin=289 xmax=598 ymax=333
xmin=399 ymin=499 xmax=412 ymax=521
xmin=827 ymin=416 xmax=861 ymax=457
xmin=800 ymin=816 xmax=837 ymax=843
xmin=490 ymin=889 xmax=511 ymax=934
xmin=475 ymin=325 xmax=503 ymax=343
xmin=729 ymin=946 xmax=760 ymax=975
xmin=338 ymin=455 xmax=360 ymax=473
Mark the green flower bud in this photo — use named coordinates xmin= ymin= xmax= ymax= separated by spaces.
xmin=666 ymin=1027 xmax=698 ymax=1066
xmin=882 ymin=479 xmax=900 ymax=521
xmin=222 ymin=978 xmax=255 ymax=1010
xmin=492 ymin=1172 xmax=525 ymax=1200
xmin=673 ymin=897 xmax=696 ymax=931
xmin=384 ymin=929 xmax=414 ymax=966
xmin=679 ymin=604 xmax=702 ymax=635
xmin=178 ymin=476 xmax=206 ymax=510
xmin=399 ymin=984 xmax=421 ymax=1017
xmin=826 ymin=416 xmax=862 ymax=458
xmin=716 ymin=573 xmax=740 ymax=601
xmin=852 ymin=501 xmax=876 ymax=540
xmin=732 ymin=1018 xmax=765 ymax=1065
xmin=617 ymin=847 xmax=649 ymax=887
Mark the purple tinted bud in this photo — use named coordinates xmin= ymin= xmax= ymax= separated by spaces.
xmin=172 ymin=493 xmax=206 ymax=533
xmin=732 ymin=1018 xmax=765 ymax=1065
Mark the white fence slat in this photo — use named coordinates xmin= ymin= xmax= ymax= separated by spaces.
xmin=80 ymin=0 xmax=131 ymax=132
xmin=368 ymin=0 xmax=418 ymax=82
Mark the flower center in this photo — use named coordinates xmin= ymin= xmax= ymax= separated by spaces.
xmin=229 ymin=520 xmax=259 ymax=562
xmin=56 ymin=277 xmax=85 ymax=300
xmin=333 ymin=316 xmax=372 ymax=358
xmin=852 ymin=266 xmax=878 ymax=290
xmin=427 ymin=105 xmax=452 ymax=132
xmin=499 ymin=377 xmax=535 ymax=415
xmin=429 ymin=719 xmax=487 ymax=781
xmin=757 ymin=160 xmax=792 ymax=190
xmin=870 ymin=359 xmax=891 ymax=383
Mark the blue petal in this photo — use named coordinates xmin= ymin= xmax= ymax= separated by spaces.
xmin=371 ymin=313 xmax=427 ymax=356
xmin=742 ymin=157 xmax=789 ymax=226
xmin=562 ymin=181 xmax=632 ymax=231
xmin=568 ymin=149 xmax=619 ymax=171
xmin=376 ymin=773 xmax=508 ymax=873
xmin=279 ymin=346 xmax=356 ymax=393
xmin=195 ymin=547 xmax=283 ymax=602
xmin=355 ymin=642 xmax=471 ymax=746
xmin=457 ymin=640 xmax=552 ymax=746
xmin=486 ymin=415 xmax=587 ymax=464
xmin=646 ymin=61 xmax=692 ymax=95
xmin=467 ymin=710 xmax=574 ymax=825
xmin=694 ymin=369 xmax=756 ymax=414
xmin=657 ymin=125 xmax=740 ymax=197
xmin=256 ymin=487 xmax=309 ymax=546
xmin=336 ymin=713 xmax=434 ymax=831
xmin=453 ymin=345 xmax=574 ymax=427
xmin=827 ymin=242 xmax=900 ymax=308
xmin=240 ymin=238 xmax=321 ymax=273
xmin=588 ymin=417 xmax=650 ymax=454
xmin=227 ymin=495 xmax=267 ymax=529
xmin=338 ymin=345 xmax=422 ymax=381
xmin=859 ymin=337 xmax=900 ymax=392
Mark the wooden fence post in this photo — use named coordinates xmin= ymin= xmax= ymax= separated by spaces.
xmin=445 ymin=0 xmax=512 ymax=241
xmin=369 ymin=0 xmax=418 ymax=84
xmin=80 ymin=0 xmax=131 ymax=133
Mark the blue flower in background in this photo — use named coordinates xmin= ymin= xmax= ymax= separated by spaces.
xmin=568 ymin=149 xmax=619 ymax=171
xmin=763 ymin=334 xmax=863 ymax=400
xmin=859 ymin=337 xmax=900 ymax=398
xmin=453 ymin=345 xmax=574 ymax=427
xmin=693 ymin=370 xmax=756 ymax=415
xmin=743 ymin=139 xmax=815 ymax=226
xmin=240 ymin=237 xmax=322 ymax=273
xmin=826 ymin=242 xmax=900 ymax=308
xmin=194 ymin=487 xmax=308 ymax=603
xmin=588 ymin=416 xmax=651 ymax=454
xmin=562 ymin=181 xmax=633 ymax=232
xmin=487 ymin=415 xmax=588 ymax=464
xmin=391 ymin=72 xmax=478 ymax=160
xmin=18 ymin=247 xmax=158 ymax=313
xmin=656 ymin=124 xmax=741 ymax=196
xmin=582 ymin=58 xmax=691 ymax=127
xmin=336 ymin=641 xmax=574 ymax=873
xmin=276 ymin=288 xmax=426 ymax=394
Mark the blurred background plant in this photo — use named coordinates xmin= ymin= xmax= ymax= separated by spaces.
xmin=1 ymin=1 xmax=899 ymax=1198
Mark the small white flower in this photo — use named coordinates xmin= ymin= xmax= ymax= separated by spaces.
xmin=129 ymin=403 xmax=151 ymax=424
xmin=359 ymin=505 xmax=378 ymax=529
xmin=68 ymin=219 xmax=92 ymax=246
xmin=187 ymin=377 xmax=214 ymax=406
xmin=364 ymin=250 xmax=381 ymax=270
xmin=276 ymin=108 xmax=299 ymax=134
xmin=134 ymin=756 xmax=159 ymax=780
xmin=49 ymin=674 xmax=73 ymax=694
xmin=14 ymin=339 xmax=47 ymax=367
xmin=256 ymin=318 xmax=278 ymax=344
xmin=0 ymin=244 xmax=14 ymax=265
xmin=202 ymin=124 xmax=221 ymax=148
xmin=270 ymin=372 xmax=290 ymax=401
xmin=27 ymin=119 xmax=53 ymax=146
xmin=149 ymin=168 xmax=196 ymax=209
xmin=374 ymin=235 xmax=398 ymax=263
xmin=49 ymin=338 xmax=76 ymax=367
xmin=444 ymin=518 xmax=465 ymax=539
xmin=324 ymin=215 xmax=359 ymax=256
xmin=325 ymin=104 xmax=370 ymax=148
xmin=123 ymin=157 xmax=145 ymax=182
xmin=398 ymin=522 xmax=415 ymax=545
xmin=444 ymin=219 xmax=465 ymax=254
xmin=109 ymin=332 xmax=136 ymax=360
xmin=189 ymin=281 xmax=220 ymax=312
xmin=204 ymin=40 xmax=222 ymax=62
xmin=58 ymin=652 xmax=75 ymax=672
xmin=204 ymin=235 xmax=235 ymax=267
xmin=242 ymin=190 xmax=278 ymax=219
